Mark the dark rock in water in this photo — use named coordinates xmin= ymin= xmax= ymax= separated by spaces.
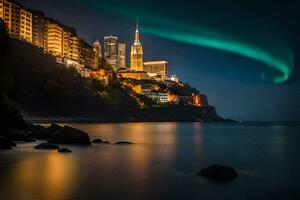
xmin=103 ymin=141 xmax=110 ymax=144
xmin=115 ymin=141 xmax=134 ymax=145
xmin=58 ymin=148 xmax=72 ymax=153
xmin=33 ymin=124 xmax=63 ymax=140
xmin=92 ymin=139 xmax=103 ymax=143
xmin=48 ymin=126 xmax=91 ymax=145
xmin=27 ymin=122 xmax=45 ymax=132
xmin=198 ymin=165 xmax=238 ymax=181
xmin=0 ymin=136 xmax=14 ymax=149
xmin=35 ymin=143 xmax=60 ymax=150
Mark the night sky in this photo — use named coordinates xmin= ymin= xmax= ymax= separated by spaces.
xmin=18 ymin=0 xmax=300 ymax=121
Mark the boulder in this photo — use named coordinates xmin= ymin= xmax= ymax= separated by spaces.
xmin=27 ymin=122 xmax=45 ymax=132
xmin=33 ymin=124 xmax=63 ymax=140
xmin=58 ymin=148 xmax=72 ymax=153
xmin=114 ymin=141 xmax=134 ymax=145
xmin=48 ymin=126 xmax=91 ymax=145
xmin=35 ymin=143 xmax=60 ymax=150
xmin=0 ymin=135 xmax=15 ymax=149
xmin=92 ymin=139 xmax=103 ymax=143
xmin=198 ymin=165 xmax=238 ymax=181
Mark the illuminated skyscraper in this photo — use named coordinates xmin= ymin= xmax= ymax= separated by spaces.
xmin=19 ymin=8 xmax=32 ymax=43
xmin=130 ymin=21 xmax=143 ymax=71
xmin=80 ymin=38 xmax=95 ymax=68
xmin=47 ymin=21 xmax=64 ymax=57
xmin=0 ymin=0 xmax=21 ymax=39
xmin=93 ymin=39 xmax=101 ymax=69
xmin=104 ymin=35 xmax=118 ymax=71
xmin=31 ymin=10 xmax=47 ymax=49
xmin=117 ymin=42 xmax=126 ymax=69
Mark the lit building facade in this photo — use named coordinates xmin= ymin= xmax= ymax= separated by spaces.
xmin=31 ymin=10 xmax=47 ymax=49
xmin=104 ymin=35 xmax=118 ymax=71
xmin=70 ymin=34 xmax=80 ymax=61
xmin=0 ymin=0 xmax=2 ymax=20
xmin=19 ymin=8 xmax=32 ymax=43
xmin=144 ymin=61 xmax=168 ymax=79
xmin=93 ymin=40 xmax=101 ymax=69
xmin=117 ymin=70 xmax=150 ymax=80
xmin=0 ymin=0 xmax=21 ymax=39
xmin=47 ymin=21 xmax=63 ymax=57
xmin=130 ymin=23 xmax=143 ymax=71
xmin=62 ymin=27 xmax=79 ymax=62
xmin=80 ymin=39 xmax=95 ymax=69
xmin=117 ymin=42 xmax=126 ymax=69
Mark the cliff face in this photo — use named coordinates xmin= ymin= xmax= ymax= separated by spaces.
xmin=1 ymin=37 xmax=223 ymax=123
xmin=139 ymin=106 xmax=223 ymax=122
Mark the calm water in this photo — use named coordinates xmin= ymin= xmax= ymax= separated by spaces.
xmin=0 ymin=122 xmax=300 ymax=200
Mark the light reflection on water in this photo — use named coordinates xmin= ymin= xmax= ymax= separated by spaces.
xmin=0 ymin=152 xmax=78 ymax=200
xmin=0 ymin=122 xmax=299 ymax=200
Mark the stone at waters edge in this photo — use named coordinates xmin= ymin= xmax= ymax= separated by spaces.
xmin=35 ymin=143 xmax=60 ymax=150
xmin=198 ymin=165 xmax=238 ymax=182
xmin=92 ymin=139 xmax=103 ymax=143
xmin=48 ymin=126 xmax=91 ymax=145
xmin=114 ymin=141 xmax=134 ymax=145
xmin=33 ymin=123 xmax=63 ymax=140
xmin=58 ymin=148 xmax=72 ymax=153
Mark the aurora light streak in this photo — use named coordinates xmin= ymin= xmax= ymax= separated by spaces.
xmin=142 ymin=25 xmax=294 ymax=83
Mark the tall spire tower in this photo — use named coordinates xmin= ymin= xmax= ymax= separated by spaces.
xmin=134 ymin=19 xmax=141 ymax=45
xmin=131 ymin=19 xmax=144 ymax=71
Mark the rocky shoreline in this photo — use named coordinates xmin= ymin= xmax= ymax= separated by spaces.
xmin=0 ymin=122 xmax=126 ymax=151
xmin=0 ymin=122 xmax=239 ymax=182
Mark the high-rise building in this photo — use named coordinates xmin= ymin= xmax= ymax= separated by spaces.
xmin=47 ymin=19 xmax=79 ymax=60
xmin=0 ymin=0 xmax=3 ymax=19
xmin=93 ymin=39 xmax=101 ymax=69
xmin=80 ymin=39 xmax=95 ymax=68
xmin=0 ymin=0 xmax=21 ymax=39
xmin=19 ymin=8 xmax=32 ymax=43
xmin=104 ymin=35 xmax=118 ymax=71
xmin=47 ymin=20 xmax=64 ymax=57
xmin=130 ymin=22 xmax=143 ymax=71
xmin=31 ymin=10 xmax=47 ymax=48
xmin=143 ymin=61 xmax=168 ymax=79
xmin=117 ymin=42 xmax=126 ymax=69
xmin=69 ymin=34 xmax=80 ymax=62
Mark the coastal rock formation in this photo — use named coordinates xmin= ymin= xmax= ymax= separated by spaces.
xmin=35 ymin=143 xmax=60 ymax=150
xmin=92 ymin=139 xmax=103 ymax=143
xmin=198 ymin=165 xmax=238 ymax=181
xmin=33 ymin=124 xmax=62 ymax=139
xmin=48 ymin=126 xmax=91 ymax=145
xmin=115 ymin=141 xmax=134 ymax=145
xmin=58 ymin=148 xmax=72 ymax=153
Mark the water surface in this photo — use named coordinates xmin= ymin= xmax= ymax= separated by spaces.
xmin=0 ymin=122 xmax=299 ymax=200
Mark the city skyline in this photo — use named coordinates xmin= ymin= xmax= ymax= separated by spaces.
xmin=4 ymin=0 xmax=300 ymax=121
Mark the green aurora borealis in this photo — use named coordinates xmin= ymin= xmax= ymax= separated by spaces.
xmin=141 ymin=24 xmax=294 ymax=83
xmin=83 ymin=0 xmax=295 ymax=83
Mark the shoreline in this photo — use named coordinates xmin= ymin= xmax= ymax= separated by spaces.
xmin=24 ymin=117 xmax=234 ymax=124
